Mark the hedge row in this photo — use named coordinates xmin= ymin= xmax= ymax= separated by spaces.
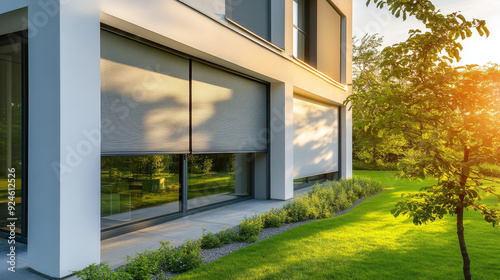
xmin=76 ymin=177 xmax=384 ymax=279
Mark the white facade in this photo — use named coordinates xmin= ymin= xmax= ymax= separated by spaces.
xmin=0 ymin=0 xmax=352 ymax=278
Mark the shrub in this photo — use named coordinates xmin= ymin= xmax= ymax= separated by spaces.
xmin=75 ymin=263 xmax=132 ymax=280
xmin=216 ymin=227 xmax=237 ymax=244
xmin=200 ymin=229 xmax=222 ymax=249
xmin=284 ymin=177 xmax=385 ymax=222
xmin=165 ymin=241 xmax=203 ymax=273
xmin=123 ymin=248 xmax=163 ymax=279
xmin=237 ymin=216 xmax=263 ymax=242
xmin=78 ymin=177 xmax=386 ymax=279
xmin=283 ymin=196 xmax=312 ymax=222
xmin=261 ymin=208 xmax=288 ymax=228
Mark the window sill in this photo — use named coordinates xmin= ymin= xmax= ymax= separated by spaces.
xmin=290 ymin=56 xmax=347 ymax=91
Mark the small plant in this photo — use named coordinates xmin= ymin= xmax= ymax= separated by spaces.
xmin=216 ymin=227 xmax=237 ymax=244
xmin=261 ymin=208 xmax=288 ymax=228
xmin=75 ymin=263 xmax=132 ymax=280
xmin=165 ymin=241 xmax=203 ymax=273
xmin=123 ymin=248 xmax=163 ymax=279
xmin=202 ymin=158 xmax=213 ymax=175
xmin=237 ymin=216 xmax=263 ymax=242
xmin=200 ymin=229 xmax=222 ymax=249
xmin=283 ymin=197 xmax=310 ymax=222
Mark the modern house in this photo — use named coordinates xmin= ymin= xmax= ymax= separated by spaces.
xmin=0 ymin=0 xmax=352 ymax=278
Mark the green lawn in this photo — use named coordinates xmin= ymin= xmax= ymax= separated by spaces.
xmin=175 ymin=171 xmax=500 ymax=280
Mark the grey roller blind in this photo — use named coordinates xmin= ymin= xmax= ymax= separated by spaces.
xmin=226 ymin=0 xmax=270 ymax=41
xmin=101 ymin=31 xmax=190 ymax=154
xmin=192 ymin=62 xmax=267 ymax=153
xmin=293 ymin=96 xmax=339 ymax=179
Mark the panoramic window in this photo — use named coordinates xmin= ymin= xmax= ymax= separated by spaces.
xmin=101 ymin=155 xmax=181 ymax=229
xmin=293 ymin=172 xmax=339 ymax=190
xmin=187 ymin=154 xmax=252 ymax=210
xmin=100 ymin=30 xmax=267 ymax=230
xmin=0 ymin=32 xmax=26 ymax=237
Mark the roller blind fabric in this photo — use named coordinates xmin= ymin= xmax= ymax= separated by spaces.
xmin=101 ymin=31 xmax=190 ymax=154
xmin=191 ymin=62 xmax=267 ymax=153
xmin=293 ymin=96 xmax=339 ymax=178
xmin=101 ymin=31 xmax=267 ymax=154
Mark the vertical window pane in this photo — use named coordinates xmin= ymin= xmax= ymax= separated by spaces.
xmin=187 ymin=154 xmax=252 ymax=210
xmin=295 ymin=0 xmax=306 ymax=30
xmin=293 ymin=0 xmax=306 ymax=61
xmin=0 ymin=36 xmax=23 ymax=234
xmin=293 ymin=0 xmax=299 ymax=26
xmin=293 ymin=28 xmax=306 ymax=60
xmin=101 ymin=155 xmax=180 ymax=229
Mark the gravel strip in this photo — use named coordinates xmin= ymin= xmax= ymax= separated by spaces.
xmin=162 ymin=191 xmax=384 ymax=278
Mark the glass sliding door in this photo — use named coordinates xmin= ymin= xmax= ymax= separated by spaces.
xmin=100 ymin=155 xmax=181 ymax=229
xmin=0 ymin=32 xmax=27 ymax=237
xmin=187 ymin=153 xmax=252 ymax=210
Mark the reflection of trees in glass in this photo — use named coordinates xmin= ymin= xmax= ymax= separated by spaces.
xmin=101 ymin=155 xmax=181 ymax=217
xmin=102 ymin=155 xmax=166 ymax=179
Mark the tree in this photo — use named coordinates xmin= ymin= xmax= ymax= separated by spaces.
xmin=351 ymin=34 xmax=407 ymax=167
xmin=347 ymin=1 xmax=500 ymax=279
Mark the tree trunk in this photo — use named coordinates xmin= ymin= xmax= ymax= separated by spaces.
xmin=457 ymin=146 xmax=471 ymax=280
xmin=456 ymin=205 xmax=471 ymax=280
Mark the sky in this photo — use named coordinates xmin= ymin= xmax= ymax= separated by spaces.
xmin=353 ymin=0 xmax=500 ymax=66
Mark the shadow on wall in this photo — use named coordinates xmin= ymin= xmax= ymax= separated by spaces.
xmin=101 ymin=30 xmax=268 ymax=155
xmin=293 ymin=96 xmax=339 ymax=179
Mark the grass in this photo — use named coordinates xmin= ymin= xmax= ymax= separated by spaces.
xmin=174 ymin=171 xmax=500 ymax=280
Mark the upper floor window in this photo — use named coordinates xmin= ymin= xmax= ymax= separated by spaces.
xmin=293 ymin=0 xmax=307 ymax=60
xmin=293 ymin=0 xmax=344 ymax=83
xmin=226 ymin=0 xmax=285 ymax=49
xmin=226 ymin=0 xmax=271 ymax=41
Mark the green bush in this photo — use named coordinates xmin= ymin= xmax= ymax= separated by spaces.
xmin=261 ymin=208 xmax=288 ymax=228
xmin=200 ymin=229 xmax=222 ymax=249
xmin=123 ymin=248 xmax=163 ymax=279
xmin=283 ymin=196 xmax=311 ymax=222
xmin=479 ymin=163 xmax=500 ymax=178
xmin=75 ymin=263 xmax=132 ymax=280
xmin=237 ymin=216 xmax=263 ymax=242
xmin=216 ymin=227 xmax=237 ymax=244
xmin=164 ymin=241 xmax=203 ymax=273
xmin=78 ymin=177 xmax=385 ymax=279
xmin=283 ymin=177 xmax=384 ymax=222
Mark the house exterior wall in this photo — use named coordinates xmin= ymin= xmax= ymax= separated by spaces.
xmin=0 ymin=0 xmax=352 ymax=277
